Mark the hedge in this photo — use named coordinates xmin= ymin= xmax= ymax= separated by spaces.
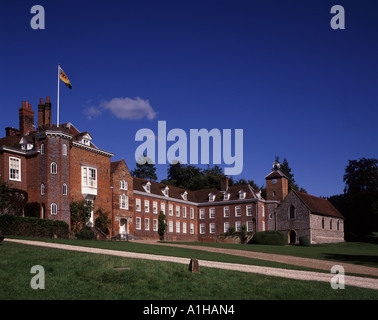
xmin=0 ymin=214 xmax=69 ymax=239
xmin=250 ymin=231 xmax=287 ymax=245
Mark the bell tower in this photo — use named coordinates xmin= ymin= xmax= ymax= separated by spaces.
xmin=265 ymin=161 xmax=288 ymax=202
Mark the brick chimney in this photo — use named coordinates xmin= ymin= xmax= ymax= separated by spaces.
xmin=19 ymin=101 xmax=35 ymax=135
xmin=37 ymin=97 xmax=52 ymax=127
xmin=220 ymin=176 xmax=229 ymax=191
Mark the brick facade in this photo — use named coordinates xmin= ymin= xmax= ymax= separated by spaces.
xmin=0 ymin=98 xmax=344 ymax=243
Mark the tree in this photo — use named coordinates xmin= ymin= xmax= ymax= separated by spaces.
xmin=70 ymin=200 xmax=93 ymax=233
xmin=94 ymin=207 xmax=112 ymax=235
xmin=131 ymin=154 xmax=158 ymax=181
xmin=275 ymin=156 xmax=307 ymax=193
xmin=158 ymin=211 xmax=167 ymax=240
xmin=343 ymin=158 xmax=378 ymax=194
xmin=0 ymin=182 xmax=11 ymax=215
xmin=0 ymin=183 xmax=28 ymax=216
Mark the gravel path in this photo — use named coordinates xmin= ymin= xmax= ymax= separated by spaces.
xmin=5 ymin=238 xmax=378 ymax=290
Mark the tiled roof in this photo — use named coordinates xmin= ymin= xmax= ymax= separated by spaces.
xmin=132 ymin=177 xmax=259 ymax=203
xmin=265 ymin=170 xmax=289 ymax=180
xmin=293 ymin=190 xmax=344 ymax=219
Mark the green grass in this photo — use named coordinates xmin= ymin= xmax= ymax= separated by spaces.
xmin=162 ymin=241 xmax=378 ymax=268
xmin=1 ymin=241 xmax=377 ymax=300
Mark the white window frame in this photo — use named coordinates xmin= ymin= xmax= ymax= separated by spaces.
xmin=153 ymin=219 xmax=158 ymax=231
xmin=183 ymin=222 xmax=187 ymax=234
xmin=41 ymin=183 xmax=45 ymax=195
xmin=168 ymin=220 xmax=173 ymax=233
xmin=120 ymin=194 xmax=128 ymax=210
xmin=210 ymin=223 xmax=216 ymax=234
xmin=153 ymin=201 xmax=158 ymax=214
xmin=190 ymin=208 xmax=194 ymax=219
xmin=120 ymin=180 xmax=127 ymax=190
xmin=136 ymin=198 xmax=141 ymax=212
xmin=262 ymin=205 xmax=265 ymax=218
xmin=51 ymin=162 xmax=58 ymax=175
xmin=262 ymin=221 xmax=265 ymax=231
xmin=169 ymin=204 xmax=173 ymax=216
xmin=246 ymin=205 xmax=253 ymax=216
xmin=62 ymin=183 xmax=68 ymax=196
xmin=144 ymin=200 xmax=150 ymax=213
xmin=9 ymin=157 xmax=21 ymax=181
xmin=51 ymin=203 xmax=58 ymax=215
xmin=247 ymin=221 xmax=253 ymax=232
xmin=235 ymin=206 xmax=241 ymax=217
xmin=160 ymin=203 xmax=165 ymax=214
xmin=190 ymin=223 xmax=194 ymax=234
xmin=209 ymin=208 xmax=215 ymax=219
xmin=235 ymin=221 xmax=241 ymax=232
xmin=176 ymin=205 xmax=180 ymax=217
xmin=200 ymin=223 xmax=205 ymax=234
xmin=40 ymin=143 xmax=45 ymax=155
xmin=224 ymin=222 xmax=230 ymax=233
xmin=176 ymin=221 xmax=180 ymax=233
xmin=82 ymin=166 xmax=97 ymax=188
xmin=136 ymin=217 xmax=141 ymax=230
xmin=62 ymin=144 xmax=68 ymax=156
xmin=182 ymin=207 xmax=187 ymax=218
xmin=199 ymin=209 xmax=205 ymax=219
xmin=224 ymin=207 xmax=230 ymax=218
xmin=145 ymin=218 xmax=150 ymax=231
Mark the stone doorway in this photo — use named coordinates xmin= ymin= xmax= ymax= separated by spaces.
xmin=289 ymin=230 xmax=297 ymax=244
xmin=120 ymin=218 xmax=127 ymax=234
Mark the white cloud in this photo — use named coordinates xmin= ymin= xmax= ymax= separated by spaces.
xmin=100 ymin=97 xmax=157 ymax=120
xmin=85 ymin=106 xmax=102 ymax=120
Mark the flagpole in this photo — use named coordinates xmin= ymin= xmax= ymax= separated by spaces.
xmin=57 ymin=64 xmax=60 ymax=127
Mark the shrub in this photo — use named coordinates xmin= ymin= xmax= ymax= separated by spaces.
xmin=299 ymin=235 xmax=311 ymax=246
xmin=250 ymin=231 xmax=287 ymax=245
xmin=0 ymin=214 xmax=69 ymax=238
xmin=75 ymin=226 xmax=95 ymax=240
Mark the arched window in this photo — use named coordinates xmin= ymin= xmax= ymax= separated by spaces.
xmin=62 ymin=184 xmax=68 ymax=195
xmin=62 ymin=144 xmax=67 ymax=156
xmin=41 ymin=183 xmax=45 ymax=195
xmin=51 ymin=162 xmax=57 ymax=174
xmin=51 ymin=203 xmax=58 ymax=215
xmin=41 ymin=143 xmax=45 ymax=155
xmin=289 ymin=205 xmax=295 ymax=219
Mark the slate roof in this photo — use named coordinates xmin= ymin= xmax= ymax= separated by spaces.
xmin=293 ymin=190 xmax=344 ymax=219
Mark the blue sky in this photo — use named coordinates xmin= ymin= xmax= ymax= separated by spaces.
xmin=1 ymin=0 xmax=377 ymax=197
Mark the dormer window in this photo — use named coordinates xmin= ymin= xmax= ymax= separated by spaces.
xmin=239 ymin=190 xmax=246 ymax=199
xmin=79 ymin=133 xmax=93 ymax=146
xmin=162 ymin=186 xmax=169 ymax=197
xmin=82 ymin=139 xmax=90 ymax=146
xmin=209 ymin=193 xmax=215 ymax=202
xmin=182 ymin=191 xmax=188 ymax=201
xmin=143 ymin=182 xmax=151 ymax=193
xmin=223 ymin=192 xmax=230 ymax=200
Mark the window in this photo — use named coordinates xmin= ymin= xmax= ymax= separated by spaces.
xmin=62 ymin=184 xmax=68 ymax=196
xmin=82 ymin=167 xmax=97 ymax=188
xmin=120 ymin=194 xmax=128 ymax=209
xmin=153 ymin=219 xmax=158 ymax=232
xmin=235 ymin=221 xmax=241 ymax=232
xmin=273 ymin=191 xmax=276 ymax=197
xmin=337 ymin=220 xmax=340 ymax=231
xmin=209 ymin=208 xmax=215 ymax=219
xmin=51 ymin=203 xmax=57 ymax=215
xmin=247 ymin=221 xmax=253 ymax=232
xmin=62 ymin=144 xmax=67 ymax=156
xmin=322 ymin=217 xmax=325 ymax=229
xmin=183 ymin=222 xmax=187 ymax=234
xmin=145 ymin=218 xmax=150 ymax=231
xmin=182 ymin=192 xmax=187 ymax=201
xmin=190 ymin=223 xmax=194 ymax=234
xmin=176 ymin=206 xmax=180 ymax=217
xmin=136 ymin=217 xmax=141 ymax=230
xmin=209 ymin=193 xmax=215 ymax=202
xmin=51 ymin=162 xmax=58 ymax=174
xmin=40 ymin=144 xmax=45 ymax=155
xmin=163 ymin=187 xmax=169 ymax=197
xmin=41 ymin=183 xmax=45 ymax=195
xmin=144 ymin=200 xmax=149 ymax=213
xmin=136 ymin=198 xmax=141 ymax=212
xmin=289 ymin=205 xmax=295 ymax=219
xmin=246 ymin=205 xmax=253 ymax=216
xmin=235 ymin=206 xmax=241 ymax=217
xmin=169 ymin=220 xmax=173 ymax=233
xmin=82 ymin=139 xmax=90 ymax=146
xmin=161 ymin=203 xmax=165 ymax=214
xmin=199 ymin=209 xmax=205 ymax=219
xmin=120 ymin=180 xmax=127 ymax=190
xmin=144 ymin=182 xmax=151 ymax=193
xmin=153 ymin=201 xmax=158 ymax=214
xmin=210 ymin=223 xmax=216 ymax=234
xmin=262 ymin=205 xmax=265 ymax=217
xmin=330 ymin=219 xmax=333 ymax=230
xmin=224 ymin=207 xmax=230 ymax=218
xmin=262 ymin=221 xmax=265 ymax=231
xmin=239 ymin=191 xmax=245 ymax=199
xmin=9 ymin=157 xmax=21 ymax=181
xmin=176 ymin=221 xmax=180 ymax=233
xmin=169 ymin=204 xmax=173 ymax=216
xmin=182 ymin=207 xmax=187 ymax=218
xmin=224 ymin=222 xmax=230 ymax=233
xmin=190 ymin=208 xmax=194 ymax=219
xmin=223 ymin=192 xmax=230 ymax=200
xmin=200 ymin=224 xmax=205 ymax=234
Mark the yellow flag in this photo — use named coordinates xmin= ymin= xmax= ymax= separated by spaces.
xmin=59 ymin=67 xmax=72 ymax=89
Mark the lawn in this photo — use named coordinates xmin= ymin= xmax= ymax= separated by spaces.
xmin=1 ymin=241 xmax=377 ymax=300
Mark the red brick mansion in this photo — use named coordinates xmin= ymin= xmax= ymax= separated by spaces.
xmin=0 ymin=98 xmax=344 ymax=243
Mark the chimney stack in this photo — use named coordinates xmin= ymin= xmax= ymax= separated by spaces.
xmin=220 ymin=176 xmax=229 ymax=191
xmin=37 ymin=97 xmax=52 ymax=128
xmin=19 ymin=100 xmax=35 ymax=135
